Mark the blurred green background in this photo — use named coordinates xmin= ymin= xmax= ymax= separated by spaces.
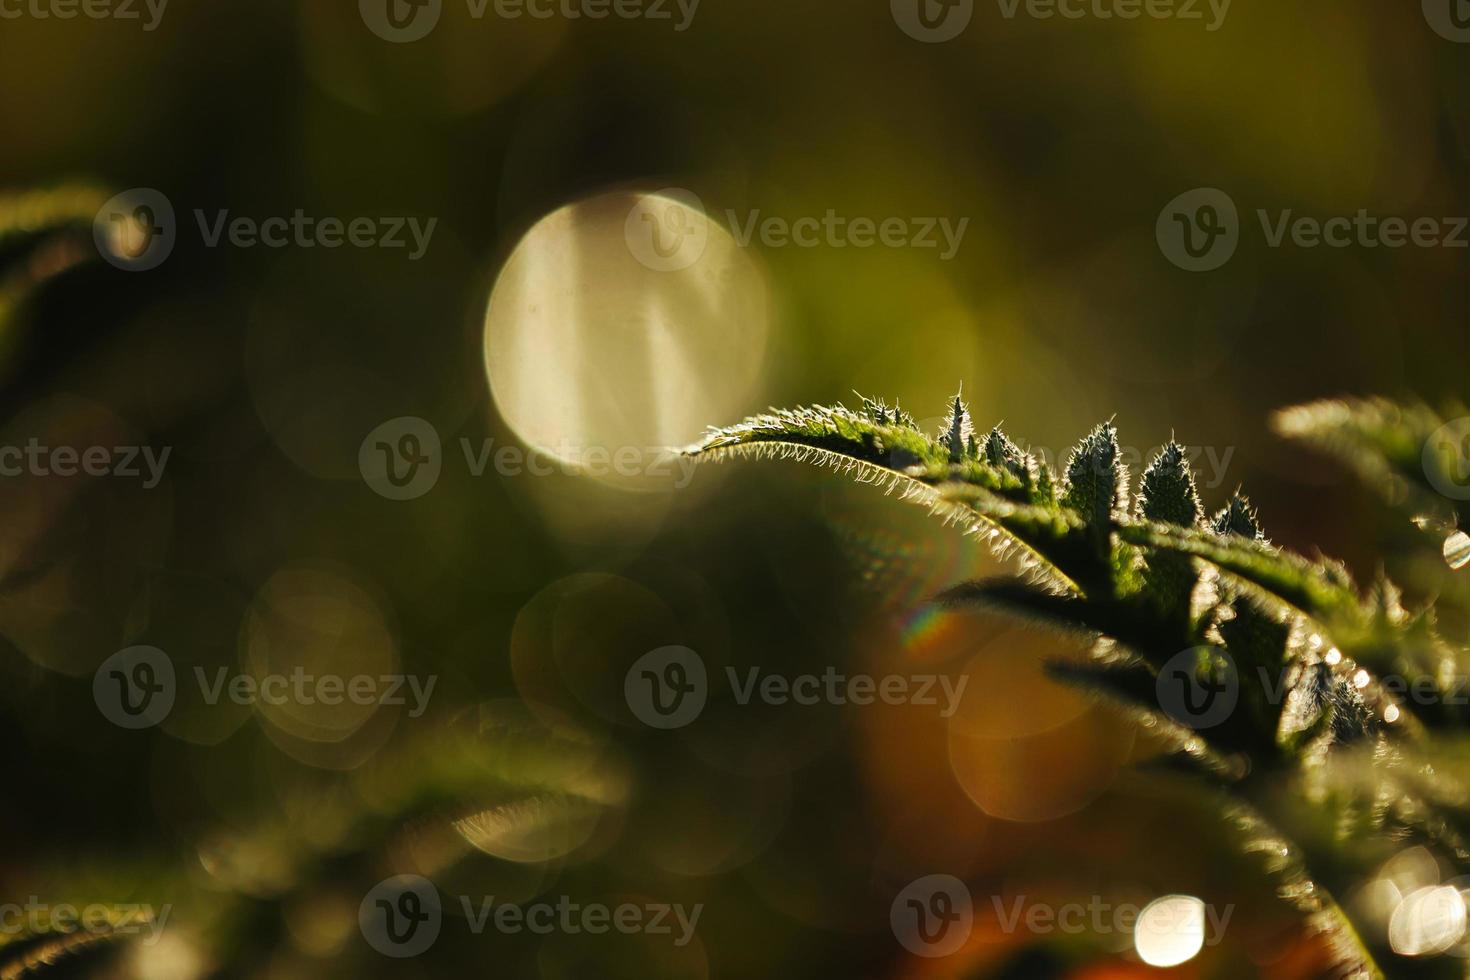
xmin=1 ymin=1 xmax=1467 ymax=977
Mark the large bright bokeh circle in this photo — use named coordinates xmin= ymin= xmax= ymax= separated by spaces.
xmin=484 ymin=190 xmax=768 ymax=491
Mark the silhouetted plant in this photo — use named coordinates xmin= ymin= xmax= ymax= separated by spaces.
xmin=688 ymin=393 xmax=1470 ymax=979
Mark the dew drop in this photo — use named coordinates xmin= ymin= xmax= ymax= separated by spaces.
xmin=1443 ymin=531 xmax=1470 ymax=571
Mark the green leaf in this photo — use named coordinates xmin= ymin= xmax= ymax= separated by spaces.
xmin=933 ymin=483 xmax=1091 ymax=592
xmin=690 ymin=402 xmax=949 ymax=476
xmin=936 ymin=574 xmax=1185 ymax=666
xmin=1139 ymin=442 xmax=1204 ymax=527
xmin=1211 ymin=493 xmax=1265 ymax=540
xmin=0 ymin=908 xmax=140 ymax=979
xmin=688 ymin=401 xmax=1089 ymax=590
xmin=981 ymin=425 xmax=1026 ymax=476
xmin=1136 ymin=443 xmax=1206 ymax=622
xmin=0 ymin=185 xmax=108 ymax=252
xmin=934 ymin=577 xmax=1096 ymax=631
xmin=1116 ymin=521 xmax=1364 ymax=627
xmin=0 ymin=185 xmax=114 ymax=342
xmin=1045 ymin=657 xmax=1245 ymax=779
xmin=1062 ymin=421 xmax=1129 ymax=527
xmin=1275 ymin=397 xmax=1470 ymax=532
xmin=686 ymin=396 xmax=1453 ymax=980
xmin=939 ymin=387 xmax=974 ymax=464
